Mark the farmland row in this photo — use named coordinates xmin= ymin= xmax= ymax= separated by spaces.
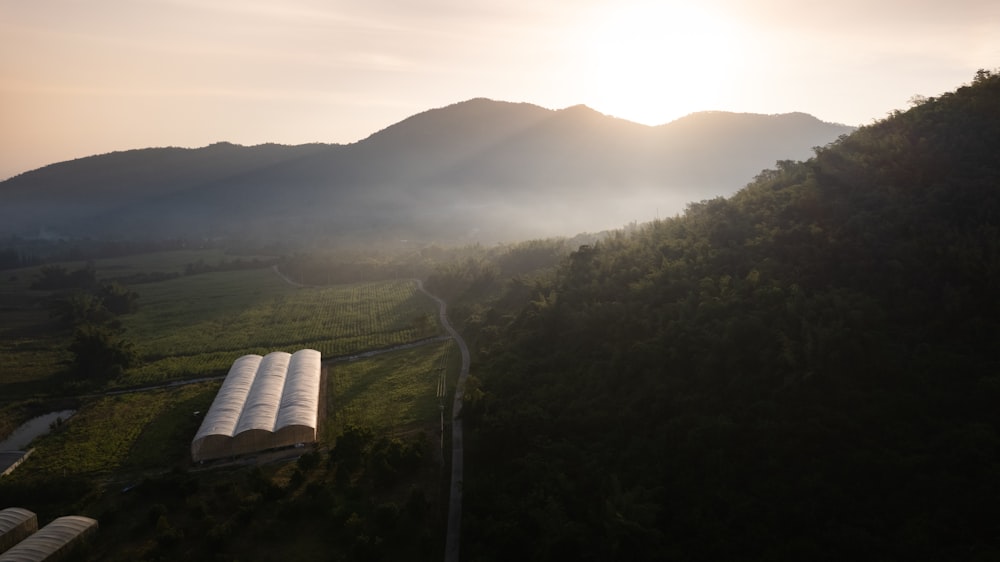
xmin=325 ymin=339 xmax=460 ymax=440
xmin=14 ymin=383 xmax=217 ymax=476
xmin=10 ymin=339 xmax=459 ymax=479
xmin=121 ymin=274 xmax=441 ymax=387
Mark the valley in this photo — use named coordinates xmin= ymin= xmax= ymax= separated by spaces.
xmin=2 ymin=72 xmax=1000 ymax=560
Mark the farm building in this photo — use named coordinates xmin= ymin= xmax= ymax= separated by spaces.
xmin=191 ymin=349 xmax=322 ymax=462
xmin=0 ymin=508 xmax=37 ymax=555
xmin=0 ymin=515 xmax=97 ymax=562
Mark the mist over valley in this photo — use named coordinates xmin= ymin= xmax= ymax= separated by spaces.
xmin=0 ymin=99 xmax=851 ymax=245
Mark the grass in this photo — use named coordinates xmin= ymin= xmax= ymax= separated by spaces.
xmin=8 ymin=339 xmax=461 ymax=479
xmin=325 ymin=339 xmax=460 ymax=440
xmin=0 ymin=267 xmax=72 ymax=391
xmin=2 ymin=249 xmax=458 ymax=493
xmin=120 ymin=273 xmax=441 ymax=386
xmin=0 ymin=248 xmax=462 ymax=561
xmin=0 ymin=249 xmax=252 ymax=398
xmin=10 ymin=383 xmax=219 ymax=477
xmin=90 ymin=248 xmax=234 ymax=277
xmin=2 ymin=253 xmax=443 ymax=392
xmin=0 ymin=329 xmax=71 ymax=391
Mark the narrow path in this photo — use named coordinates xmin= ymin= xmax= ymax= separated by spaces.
xmin=415 ymin=280 xmax=470 ymax=562
xmin=271 ymin=264 xmax=311 ymax=288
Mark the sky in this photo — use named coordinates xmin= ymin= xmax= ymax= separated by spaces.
xmin=1 ymin=0 xmax=998 ymax=181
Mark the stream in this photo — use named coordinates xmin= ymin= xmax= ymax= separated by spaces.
xmin=0 ymin=410 xmax=76 ymax=451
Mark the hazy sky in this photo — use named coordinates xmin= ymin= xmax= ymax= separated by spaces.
xmin=1 ymin=0 xmax=997 ymax=180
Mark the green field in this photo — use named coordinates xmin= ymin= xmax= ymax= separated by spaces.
xmin=16 ymin=383 xmax=219 ymax=477
xmin=0 ymin=250 xmax=461 ymax=560
xmin=0 ymin=253 xmax=443 ymax=391
xmin=0 ymin=249 xmax=265 ymax=394
xmin=12 ymin=339 xmax=460 ymax=479
xmin=326 ymin=339 xmax=460 ymax=439
xmin=90 ymin=248 xmax=237 ymax=277
xmin=0 ymin=266 xmax=72 ymax=391
xmin=122 ymin=272 xmax=441 ymax=386
xmin=1 ymin=252 xmax=456 ymax=475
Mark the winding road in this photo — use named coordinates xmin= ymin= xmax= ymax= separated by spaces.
xmin=415 ymin=280 xmax=470 ymax=562
xmin=274 ymin=270 xmax=470 ymax=559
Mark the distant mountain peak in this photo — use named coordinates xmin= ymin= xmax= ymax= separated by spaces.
xmin=0 ymin=98 xmax=854 ymax=242
xmin=559 ymin=103 xmax=597 ymax=113
xmin=668 ymin=110 xmax=840 ymax=127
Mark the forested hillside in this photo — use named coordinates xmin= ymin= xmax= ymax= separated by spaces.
xmin=440 ymin=71 xmax=1000 ymax=561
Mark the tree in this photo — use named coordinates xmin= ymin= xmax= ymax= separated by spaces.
xmin=50 ymin=291 xmax=113 ymax=326
xmin=98 ymin=281 xmax=139 ymax=315
xmin=68 ymin=324 xmax=139 ymax=380
xmin=31 ymin=263 xmax=98 ymax=290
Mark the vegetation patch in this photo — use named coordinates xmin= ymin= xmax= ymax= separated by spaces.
xmin=9 ymin=384 xmax=217 ymax=477
xmin=121 ymin=274 xmax=442 ymax=386
xmin=326 ymin=339 xmax=460 ymax=440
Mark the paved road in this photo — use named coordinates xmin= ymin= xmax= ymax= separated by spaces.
xmin=415 ymin=280 xmax=470 ymax=562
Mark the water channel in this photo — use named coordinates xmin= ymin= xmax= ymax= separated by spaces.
xmin=0 ymin=410 xmax=76 ymax=451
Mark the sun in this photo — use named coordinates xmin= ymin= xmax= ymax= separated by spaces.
xmin=577 ymin=1 xmax=746 ymax=125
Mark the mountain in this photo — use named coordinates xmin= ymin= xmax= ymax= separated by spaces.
xmin=0 ymin=99 xmax=852 ymax=243
xmin=433 ymin=71 xmax=1000 ymax=560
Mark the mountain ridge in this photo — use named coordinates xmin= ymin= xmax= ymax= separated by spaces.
xmin=0 ymin=99 xmax=853 ymax=243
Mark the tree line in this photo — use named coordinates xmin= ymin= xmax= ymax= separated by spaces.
xmin=31 ymin=263 xmax=141 ymax=383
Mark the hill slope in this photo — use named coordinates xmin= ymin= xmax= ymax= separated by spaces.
xmin=444 ymin=71 xmax=1000 ymax=560
xmin=0 ymin=101 xmax=851 ymax=242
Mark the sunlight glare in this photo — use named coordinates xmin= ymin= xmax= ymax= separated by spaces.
xmin=579 ymin=1 xmax=747 ymax=125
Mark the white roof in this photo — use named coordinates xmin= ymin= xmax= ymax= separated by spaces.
xmin=191 ymin=349 xmax=322 ymax=459
xmin=234 ymin=351 xmax=291 ymax=436
xmin=275 ymin=349 xmax=322 ymax=430
xmin=0 ymin=515 xmax=97 ymax=561
xmin=192 ymin=354 xmax=262 ymax=442
xmin=0 ymin=507 xmax=35 ymax=535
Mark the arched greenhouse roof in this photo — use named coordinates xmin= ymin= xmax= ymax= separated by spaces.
xmin=191 ymin=349 xmax=322 ymax=462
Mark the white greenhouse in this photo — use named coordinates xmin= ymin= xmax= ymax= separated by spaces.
xmin=0 ymin=507 xmax=37 ymax=555
xmin=0 ymin=515 xmax=97 ymax=562
xmin=191 ymin=349 xmax=322 ymax=462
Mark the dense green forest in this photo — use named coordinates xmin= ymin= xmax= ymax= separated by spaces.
xmin=432 ymin=71 xmax=1000 ymax=561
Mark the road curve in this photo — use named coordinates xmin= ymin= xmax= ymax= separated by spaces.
xmin=415 ymin=280 xmax=470 ymax=562
xmin=271 ymin=269 xmax=470 ymax=559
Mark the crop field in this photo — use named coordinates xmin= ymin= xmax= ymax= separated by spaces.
xmin=0 ymin=248 xmax=232 ymax=288
xmin=2 ymin=249 xmax=455 ymax=477
xmin=0 ymin=287 xmax=71 ymax=391
xmin=325 ymin=339 xmax=460 ymax=439
xmin=0 ymin=249 xmax=253 ymax=395
xmin=1 ymin=249 xmax=461 ymax=561
xmin=0 ymin=325 xmax=70 ymax=391
xmin=6 ymin=382 xmax=219 ymax=478
xmin=8 ymin=339 xmax=460 ymax=479
xmin=90 ymin=248 xmax=235 ymax=277
xmin=122 ymin=272 xmax=441 ymax=386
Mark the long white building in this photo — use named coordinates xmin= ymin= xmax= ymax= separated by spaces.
xmin=191 ymin=349 xmax=322 ymax=462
